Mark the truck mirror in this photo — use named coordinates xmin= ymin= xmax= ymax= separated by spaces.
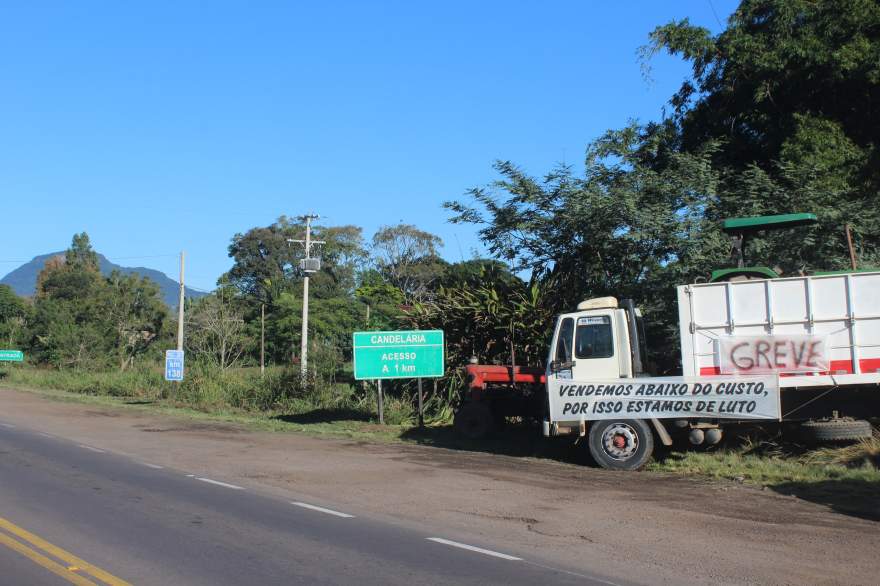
xmin=550 ymin=360 xmax=574 ymax=373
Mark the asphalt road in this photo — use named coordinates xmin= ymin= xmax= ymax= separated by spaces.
xmin=0 ymin=421 xmax=623 ymax=585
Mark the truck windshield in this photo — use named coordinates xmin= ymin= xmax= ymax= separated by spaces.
xmin=555 ymin=317 xmax=574 ymax=363
xmin=575 ymin=316 xmax=613 ymax=359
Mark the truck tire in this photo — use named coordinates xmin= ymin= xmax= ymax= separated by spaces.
xmin=454 ymin=402 xmax=494 ymax=440
xmin=588 ymin=419 xmax=654 ymax=471
xmin=800 ymin=418 xmax=873 ymax=443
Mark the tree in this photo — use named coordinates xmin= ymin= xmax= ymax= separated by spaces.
xmin=227 ymin=217 xmax=368 ymax=305
xmin=103 ymin=271 xmax=167 ymax=370
xmin=355 ymin=269 xmax=405 ymax=330
xmin=227 ymin=217 xmax=299 ymax=305
xmin=66 ymin=232 xmax=100 ymax=270
xmin=30 ymin=233 xmax=166 ymax=370
xmin=371 ymin=224 xmax=446 ymax=303
xmin=226 ymin=217 xmax=369 ymax=370
xmin=446 ymin=128 xmax=726 ymax=342
xmin=438 ymin=259 xmax=519 ymax=291
xmin=645 ymin=0 xmax=879 ymax=170
xmin=187 ymin=285 xmax=250 ymax=370
xmin=0 ymin=285 xmax=29 ymax=348
xmin=644 ymin=0 xmax=880 ymax=269
xmin=443 ymin=1 xmax=880 ymax=372
xmin=405 ymin=266 xmax=552 ymax=368
xmin=36 ymin=239 xmax=102 ymax=302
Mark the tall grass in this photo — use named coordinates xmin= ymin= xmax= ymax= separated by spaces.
xmin=0 ymin=362 xmax=425 ymax=424
xmin=650 ymin=428 xmax=880 ymax=485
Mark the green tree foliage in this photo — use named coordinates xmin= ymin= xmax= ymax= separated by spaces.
xmin=371 ymin=224 xmax=447 ymax=304
xmin=355 ymin=269 xmax=404 ymax=330
xmin=405 ymin=266 xmax=554 ymax=368
xmin=227 ymin=216 xmax=367 ymax=305
xmin=646 ymin=0 xmax=879 ymax=169
xmin=227 ymin=217 xmax=300 ymax=305
xmin=103 ymin=271 xmax=167 ymax=370
xmin=645 ymin=0 xmax=880 ymax=268
xmin=227 ymin=218 xmax=372 ymax=376
xmin=186 ymin=284 xmax=251 ymax=370
xmin=0 ymin=284 xmax=29 ymax=348
xmin=444 ymin=0 xmax=880 ymax=370
xmin=30 ymin=234 xmax=167 ymax=370
xmin=446 ymin=129 xmax=727 ymax=363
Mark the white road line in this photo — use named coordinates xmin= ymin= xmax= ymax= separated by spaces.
xmin=291 ymin=502 xmax=355 ymax=518
xmin=426 ymin=538 xmax=522 ymax=561
xmin=196 ymin=477 xmax=245 ymax=490
xmin=0 ymin=423 xmax=16 ymax=428
xmin=185 ymin=474 xmax=195 ymax=477
xmin=522 ymin=560 xmax=623 ymax=585
xmin=78 ymin=445 xmax=105 ymax=453
xmin=38 ymin=432 xmax=55 ymax=439
xmin=139 ymin=462 xmax=164 ymax=469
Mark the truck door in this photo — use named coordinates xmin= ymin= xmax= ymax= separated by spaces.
xmin=549 ymin=316 xmax=575 ymax=380
xmin=571 ymin=313 xmax=619 ymax=379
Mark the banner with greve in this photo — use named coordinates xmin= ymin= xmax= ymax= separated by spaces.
xmin=548 ymin=376 xmax=780 ymax=422
xmin=717 ymin=335 xmax=829 ymax=374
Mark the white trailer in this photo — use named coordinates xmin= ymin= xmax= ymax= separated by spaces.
xmin=678 ymin=271 xmax=880 ymax=386
xmin=543 ymin=272 xmax=880 ymax=470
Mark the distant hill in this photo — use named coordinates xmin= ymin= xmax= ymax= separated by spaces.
xmin=0 ymin=252 xmax=207 ymax=307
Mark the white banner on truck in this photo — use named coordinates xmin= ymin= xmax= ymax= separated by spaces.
xmin=548 ymin=376 xmax=780 ymax=422
xmin=717 ymin=335 xmax=828 ymax=374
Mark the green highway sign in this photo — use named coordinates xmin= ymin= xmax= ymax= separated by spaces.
xmin=353 ymin=330 xmax=444 ymax=380
xmin=0 ymin=350 xmax=24 ymax=362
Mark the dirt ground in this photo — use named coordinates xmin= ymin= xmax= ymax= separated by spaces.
xmin=1 ymin=387 xmax=878 ymax=585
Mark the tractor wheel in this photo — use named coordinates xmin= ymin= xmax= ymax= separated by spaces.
xmin=800 ymin=418 xmax=873 ymax=443
xmin=454 ymin=402 xmax=494 ymax=440
xmin=587 ymin=419 xmax=654 ymax=471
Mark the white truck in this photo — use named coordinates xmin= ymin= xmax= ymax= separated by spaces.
xmin=457 ymin=224 xmax=879 ymax=470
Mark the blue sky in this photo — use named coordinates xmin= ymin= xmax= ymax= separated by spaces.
xmin=0 ymin=1 xmax=737 ymax=291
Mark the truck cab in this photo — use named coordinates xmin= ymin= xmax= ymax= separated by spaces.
xmin=547 ymin=297 xmax=646 ymax=382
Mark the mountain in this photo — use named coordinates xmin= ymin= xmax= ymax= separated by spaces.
xmin=0 ymin=252 xmax=207 ymax=307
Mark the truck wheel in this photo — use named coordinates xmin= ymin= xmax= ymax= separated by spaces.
xmin=588 ymin=419 xmax=654 ymax=471
xmin=800 ymin=418 xmax=873 ymax=443
xmin=454 ymin=402 xmax=494 ymax=440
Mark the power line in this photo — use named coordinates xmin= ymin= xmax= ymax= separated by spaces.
xmin=707 ymin=0 xmax=724 ymax=28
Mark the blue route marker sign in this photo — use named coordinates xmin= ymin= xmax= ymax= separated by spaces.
xmin=165 ymin=350 xmax=185 ymax=381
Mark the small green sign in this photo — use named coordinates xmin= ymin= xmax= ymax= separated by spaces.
xmin=0 ymin=350 xmax=24 ymax=362
xmin=353 ymin=330 xmax=444 ymax=380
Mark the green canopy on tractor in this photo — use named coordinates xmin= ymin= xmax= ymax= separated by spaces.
xmin=710 ymin=213 xmax=818 ymax=283
xmin=721 ymin=213 xmax=817 ymax=234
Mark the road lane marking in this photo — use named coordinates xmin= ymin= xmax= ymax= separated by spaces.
xmin=78 ymin=445 xmax=105 ymax=453
xmin=522 ymin=560 xmax=623 ymax=585
xmin=196 ymin=477 xmax=244 ymax=490
xmin=291 ymin=502 xmax=355 ymax=518
xmin=0 ymin=532 xmax=97 ymax=586
xmin=0 ymin=517 xmax=132 ymax=586
xmin=38 ymin=432 xmax=56 ymax=439
xmin=426 ymin=537 xmax=522 ymax=561
xmin=0 ymin=423 xmax=16 ymax=428
xmin=139 ymin=462 xmax=164 ymax=469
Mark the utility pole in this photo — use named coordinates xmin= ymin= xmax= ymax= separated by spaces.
xmin=177 ymin=251 xmax=185 ymax=351
xmin=288 ymin=214 xmax=324 ymax=383
xmin=260 ymin=303 xmax=265 ymax=377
